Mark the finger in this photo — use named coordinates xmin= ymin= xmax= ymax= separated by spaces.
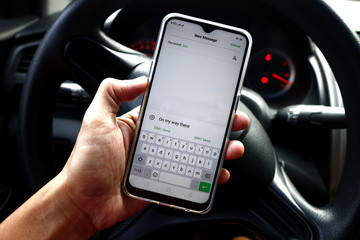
xmin=116 ymin=106 xmax=141 ymax=133
xmin=85 ymin=77 xmax=148 ymax=119
xmin=232 ymin=111 xmax=250 ymax=132
xmin=110 ymin=76 xmax=148 ymax=104
xmin=224 ymin=140 xmax=245 ymax=160
xmin=117 ymin=105 xmax=140 ymax=121
xmin=218 ymin=168 xmax=230 ymax=184
xmin=232 ymin=237 xmax=253 ymax=240
xmin=100 ymin=76 xmax=148 ymax=114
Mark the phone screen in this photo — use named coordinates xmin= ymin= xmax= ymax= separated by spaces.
xmin=124 ymin=14 xmax=251 ymax=212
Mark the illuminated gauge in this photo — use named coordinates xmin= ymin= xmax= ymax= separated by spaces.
xmin=246 ymin=49 xmax=295 ymax=99
xmin=130 ymin=39 xmax=156 ymax=57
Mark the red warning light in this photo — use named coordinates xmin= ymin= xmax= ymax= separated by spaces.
xmin=265 ymin=54 xmax=271 ymax=61
xmin=261 ymin=76 xmax=269 ymax=84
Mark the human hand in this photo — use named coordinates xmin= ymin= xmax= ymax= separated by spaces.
xmin=58 ymin=76 xmax=249 ymax=233
xmin=0 ymin=77 xmax=249 ymax=240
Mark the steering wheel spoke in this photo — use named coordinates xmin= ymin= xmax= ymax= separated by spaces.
xmin=64 ymin=37 xmax=150 ymax=95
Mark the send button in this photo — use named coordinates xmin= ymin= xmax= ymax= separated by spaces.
xmin=199 ymin=182 xmax=211 ymax=193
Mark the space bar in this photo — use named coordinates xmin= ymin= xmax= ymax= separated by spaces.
xmin=159 ymin=172 xmax=191 ymax=188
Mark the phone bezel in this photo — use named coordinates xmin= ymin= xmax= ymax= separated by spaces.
xmin=123 ymin=13 xmax=252 ymax=213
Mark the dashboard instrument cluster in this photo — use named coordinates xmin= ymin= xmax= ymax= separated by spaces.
xmin=107 ymin=8 xmax=315 ymax=108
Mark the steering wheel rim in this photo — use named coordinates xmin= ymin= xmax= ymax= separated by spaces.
xmin=18 ymin=0 xmax=360 ymax=239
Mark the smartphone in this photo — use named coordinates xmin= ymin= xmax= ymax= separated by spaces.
xmin=123 ymin=13 xmax=252 ymax=213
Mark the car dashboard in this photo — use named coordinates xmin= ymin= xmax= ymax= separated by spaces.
xmin=107 ymin=5 xmax=315 ymax=109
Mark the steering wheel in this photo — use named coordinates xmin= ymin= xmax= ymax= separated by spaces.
xmin=18 ymin=0 xmax=360 ymax=238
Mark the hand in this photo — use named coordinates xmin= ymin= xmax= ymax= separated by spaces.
xmin=0 ymin=76 xmax=249 ymax=240
xmin=60 ymin=76 xmax=250 ymax=231
xmin=0 ymin=76 xmax=250 ymax=240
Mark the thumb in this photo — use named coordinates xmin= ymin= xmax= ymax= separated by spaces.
xmin=86 ymin=77 xmax=148 ymax=119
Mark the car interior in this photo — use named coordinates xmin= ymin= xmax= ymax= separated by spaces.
xmin=1 ymin=0 xmax=360 ymax=239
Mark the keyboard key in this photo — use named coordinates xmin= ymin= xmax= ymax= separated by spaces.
xmin=185 ymin=166 xmax=194 ymax=176
xmin=164 ymin=137 xmax=172 ymax=147
xmin=151 ymin=170 xmax=160 ymax=180
xmin=159 ymin=171 xmax=191 ymax=188
xmin=170 ymin=162 xmax=178 ymax=172
xmin=178 ymin=164 xmax=186 ymax=175
xmin=162 ymin=160 xmax=170 ymax=171
xmin=194 ymin=168 xmax=202 ymax=178
xmin=203 ymin=147 xmax=212 ymax=157
xmin=205 ymin=159 xmax=213 ymax=169
xmin=190 ymin=179 xmax=199 ymax=190
xmin=189 ymin=155 xmax=197 ymax=165
xmin=132 ymin=165 xmax=143 ymax=176
xmin=195 ymin=145 xmax=204 ymax=155
xmin=188 ymin=143 xmax=195 ymax=153
xmin=211 ymin=149 xmax=220 ymax=159
xmin=196 ymin=157 xmax=204 ymax=167
xmin=154 ymin=159 xmax=162 ymax=169
xmin=148 ymin=133 xmax=156 ymax=143
xmin=180 ymin=153 xmax=189 ymax=163
xmin=146 ymin=157 xmax=154 ymax=167
xmin=157 ymin=147 xmax=165 ymax=158
xmin=173 ymin=151 xmax=181 ymax=161
xmin=199 ymin=181 xmax=211 ymax=193
xmin=180 ymin=141 xmax=188 ymax=151
xmin=164 ymin=149 xmax=173 ymax=159
xmin=202 ymin=171 xmax=213 ymax=181
xmin=143 ymin=168 xmax=152 ymax=178
xmin=171 ymin=139 xmax=180 ymax=149
xmin=149 ymin=145 xmax=157 ymax=156
xmin=156 ymin=135 xmax=164 ymax=145
xmin=135 ymin=154 xmax=146 ymax=165
xmin=141 ymin=144 xmax=149 ymax=153
xmin=140 ymin=131 xmax=148 ymax=141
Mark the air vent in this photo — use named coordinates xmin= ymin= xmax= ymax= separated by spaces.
xmin=17 ymin=46 xmax=37 ymax=73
